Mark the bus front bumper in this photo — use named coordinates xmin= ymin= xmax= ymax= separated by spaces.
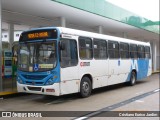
xmin=17 ymin=82 xmax=60 ymax=96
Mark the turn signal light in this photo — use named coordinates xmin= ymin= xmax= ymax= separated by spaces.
xmin=46 ymin=89 xmax=55 ymax=92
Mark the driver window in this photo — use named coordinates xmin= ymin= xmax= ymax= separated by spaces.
xmin=38 ymin=43 xmax=56 ymax=64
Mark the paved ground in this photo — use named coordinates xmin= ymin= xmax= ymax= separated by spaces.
xmin=90 ymin=91 xmax=159 ymax=120
xmin=0 ymin=73 xmax=159 ymax=120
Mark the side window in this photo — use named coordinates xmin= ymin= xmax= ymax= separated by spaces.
xmin=130 ymin=44 xmax=137 ymax=59
xmin=120 ymin=42 xmax=129 ymax=59
xmin=138 ymin=45 xmax=145 ymax=58
xmin=93 ymin=39 xmax=107 ymax=59
xmin=145 ymin=46 xmax=151 ymax=58
xmin=60 ymin=39 xmax=78 ymax=68
xmin=79 ymin=37 xmax=93 ymax=59
xmin=108 ymin=41 xmax=119 ymax=59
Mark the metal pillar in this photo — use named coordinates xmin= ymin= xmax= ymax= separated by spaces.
xmin=123 ymin=32 xmax=127 ymax=38
xmin=153 ymin=42 xmax=157 ymax=72
xmin=60 ymin=17 xmax=66 ymax=27
xmin=8 ymin=23 xmax=14 ymax=49
xmin=98 ymin=25 xmax=103 ymax=34
xmin=0 ymin=0 xmax=2 ymax=92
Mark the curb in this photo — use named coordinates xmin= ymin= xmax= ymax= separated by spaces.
xmin=0 ymin=91 xmax=17 ymax=96
xmin=152 ymin=71 xmax=160 ymax=74
xmin=0 ymin=92 xmax=30 ymax=99
xmin=0 ymin=91 xmax=18 ymax=98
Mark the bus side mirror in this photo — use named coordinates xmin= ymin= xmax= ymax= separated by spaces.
xmin=59 ymin=41 xmax=65 ymax=50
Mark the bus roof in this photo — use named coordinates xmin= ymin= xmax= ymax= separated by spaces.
xmin=21 ymin=27 xmax=150 ymax=46
xmin=58 ymin=27 xmax=150 ymax=46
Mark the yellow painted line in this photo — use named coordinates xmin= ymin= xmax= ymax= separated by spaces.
xmin=0 ymin=91 xmax=17 ymax=96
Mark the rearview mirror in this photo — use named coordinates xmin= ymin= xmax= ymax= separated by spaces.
xmin=59 ymin=41 xmax=65 ymax=50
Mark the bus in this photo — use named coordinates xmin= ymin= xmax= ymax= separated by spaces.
xmin=17 ymin=27 xmax=152 ymax=97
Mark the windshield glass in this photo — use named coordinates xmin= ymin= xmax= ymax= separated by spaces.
xmin=18 ymin=41 xmax=57 ymax=72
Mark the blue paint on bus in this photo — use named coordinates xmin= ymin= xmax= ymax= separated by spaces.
xmin=126 ymin=59 xmax=150 ymax=82
xmin=137 ymin=59 xmax=149 ymax=80
xmin=17 ymin=27 xmax=61 ymax=86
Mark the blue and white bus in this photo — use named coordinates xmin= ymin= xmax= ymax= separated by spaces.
xmin=17 ymin=27 xmax=152 ymax=97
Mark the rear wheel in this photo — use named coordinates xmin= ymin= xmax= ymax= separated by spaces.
xmin=80 ymin=77 xmax=92 ymax=98
xmin=128 ymin=71 xmax=136 ymax=86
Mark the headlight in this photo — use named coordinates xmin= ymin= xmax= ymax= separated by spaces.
xmin=17 ymin=77 xmax=23 ymax=84
xmin=19 ymin=79 xmax=23 ymax=84
xmin=45 ymin=76 xmax=58 ymax=85
xmin=46 ymin=79 xmax=53 ymax=85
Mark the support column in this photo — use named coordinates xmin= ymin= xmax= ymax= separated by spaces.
xmin=8 ymin=23 xmax=14 ymax=49
xmin=156 ymin=43 xmax=160 ymax=70
xmin=98 ymin=25 xmax=103 ymax=34
xmin=152 ymin=42 xmax=157 ymax=72
xmin=123 ymin=32 xmax=127 ymax=38
xmin=60 ymin=17 xmax=66 ymax=27
xmin=0 ymin=0 xmax=2 ymax=92
xmin=141 ymin=37 xmax=144 ymax=42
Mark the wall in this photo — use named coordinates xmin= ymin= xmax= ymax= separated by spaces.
xmin=2 ymin=31 xmax=22 ymax=42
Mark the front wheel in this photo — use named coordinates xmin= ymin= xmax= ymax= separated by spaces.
xmin=80 ymin=77 xmax=92 ymax=98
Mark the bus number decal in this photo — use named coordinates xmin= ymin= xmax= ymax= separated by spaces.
xmin=80 ymin=62 xmax=90 ymax=67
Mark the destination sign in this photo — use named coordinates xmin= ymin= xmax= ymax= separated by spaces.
xmin=28 ymin=32 xmax=49 ymax=39
xmin=19 ymin=29 xmax=58 ymax=42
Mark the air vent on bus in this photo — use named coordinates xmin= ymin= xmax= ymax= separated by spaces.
xmin=27 ymin=86 xmax=42 ymax=91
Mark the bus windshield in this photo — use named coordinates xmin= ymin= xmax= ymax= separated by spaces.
xmin=18 ymin=41 xmax=57 ymax=72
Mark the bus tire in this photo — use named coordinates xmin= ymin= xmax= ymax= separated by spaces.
xmin=129 ymin=71 xmax=136 ymax=86
xmin=80 ymin=77 xmax=92 ymax=98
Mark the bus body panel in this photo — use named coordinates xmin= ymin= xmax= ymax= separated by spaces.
xmin=60 ymin=66 xmax=79 ymax=95
xmin=91 ymin=60 xmax=109 ymax=89
xmin=108 ymin=59 xmax=131 ymax=85
xmin=148 ymin=59 xmax=152 ymax=76
xmin=79 ymin=59 xmax=109 ymax=89
xmin=60 ymin=79 xmax=80 ymax=95
xmin=136 ymin=59 xmax=151 ymax=80
xmin=17 ymin=82 xmax=60 ymax=96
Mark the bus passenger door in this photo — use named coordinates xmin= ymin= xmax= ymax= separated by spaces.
xmin=59 ymin=38 xmax=79 ymax=95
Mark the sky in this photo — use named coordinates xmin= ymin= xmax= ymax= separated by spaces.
xmin=106 ymin=0 xmax=159 ymax=21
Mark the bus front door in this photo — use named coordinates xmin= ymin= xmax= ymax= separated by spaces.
xmin=60 ymin=39 xmax=79 ymax=95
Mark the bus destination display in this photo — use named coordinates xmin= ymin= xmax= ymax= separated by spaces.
xmin=20 ymin=29 xmax=58 ymax=42
xmin=28 ymin=32 xmax=49 ymax=39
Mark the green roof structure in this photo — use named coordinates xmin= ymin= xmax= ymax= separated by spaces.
xmin=53 ymin=0 xmax=160 ymax=34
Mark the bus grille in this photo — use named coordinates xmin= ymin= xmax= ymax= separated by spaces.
xmin=26 ymin=81 xmax=44 ymax=85
xmin=27 ymin=86 xmax=42 ymax=91
xmin=22 ymin=75 xmax=47 ymax=80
